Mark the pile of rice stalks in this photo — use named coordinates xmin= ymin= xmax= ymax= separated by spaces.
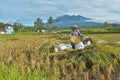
xmin=40 ymin=39 xmax=120 ymax=80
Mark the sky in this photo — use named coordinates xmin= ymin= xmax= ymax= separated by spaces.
xmin=0 ymin=0 xmax=120 ymax=26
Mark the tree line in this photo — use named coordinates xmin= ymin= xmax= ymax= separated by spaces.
xmin=0 ymin=17 xmax=120 ymax=33
xmin=0 ymin=16 xmax=55 ymax=32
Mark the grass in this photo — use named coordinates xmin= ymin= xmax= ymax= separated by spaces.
xmin=0 ymin=63 xmax=50 ymax=80
xmin=0 ymin=33 xmax=120 ymax=80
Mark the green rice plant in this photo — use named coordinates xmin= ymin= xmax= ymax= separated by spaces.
xmin=0 ymin=63 xmax=8 ymax=80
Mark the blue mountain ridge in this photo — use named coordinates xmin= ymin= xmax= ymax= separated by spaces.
xmin=52 ymin=15 xmax=103 ymax=27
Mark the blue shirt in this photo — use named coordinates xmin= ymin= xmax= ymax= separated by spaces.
xmin=69 ymin=29 xmax=82 ymax=37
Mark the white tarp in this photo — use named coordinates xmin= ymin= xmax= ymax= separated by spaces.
xmin=55 ymin=44 xmax=72 ymax=52
xmin=54 ymin=39 xmax=91 ymax=52
xmin=75 ymin=42 xmax=85 ymax=50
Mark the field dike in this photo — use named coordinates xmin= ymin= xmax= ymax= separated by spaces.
xmin=0 ymin=34 xmax=120 ymax=80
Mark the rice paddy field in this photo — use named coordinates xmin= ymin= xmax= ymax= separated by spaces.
xmin=0 ymin=33 xmax=120 ymax=80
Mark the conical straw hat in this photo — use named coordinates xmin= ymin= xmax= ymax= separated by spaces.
xmin=70 ymin=35 xmax=82 ymax=43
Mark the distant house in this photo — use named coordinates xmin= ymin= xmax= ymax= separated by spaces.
xmin=0 ymin=27 xmax=5 ymax=34
xmin=4 ymin=23 xmax=14 ymax=34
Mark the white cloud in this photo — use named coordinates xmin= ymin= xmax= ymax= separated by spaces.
xmin=0 ymin=0 xmax=120 ymax=25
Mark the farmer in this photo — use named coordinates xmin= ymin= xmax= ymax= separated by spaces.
xmin=69 ymin=24 xmax=83 ymax=49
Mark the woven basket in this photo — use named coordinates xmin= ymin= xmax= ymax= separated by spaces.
xmin=70 ymin=35 xmax=82 ymax=43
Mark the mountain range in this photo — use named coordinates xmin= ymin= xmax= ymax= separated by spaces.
xmin=52 ymin=15 xmax=103 ymax=28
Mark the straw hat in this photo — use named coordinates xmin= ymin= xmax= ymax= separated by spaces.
xmin=72 ymin=24 xmax=79 ymax=29
xmin=70 ymin=35 xmax=82 ymax=43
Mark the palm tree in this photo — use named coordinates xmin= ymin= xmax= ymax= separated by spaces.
xmin=47 ymin=16 xmax=55 ymax=31
xmin=34 ymin=18 xmax=44 ymax=30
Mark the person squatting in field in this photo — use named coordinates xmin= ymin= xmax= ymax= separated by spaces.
xmin=69 ymin=24 xmax=83 ymax=49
